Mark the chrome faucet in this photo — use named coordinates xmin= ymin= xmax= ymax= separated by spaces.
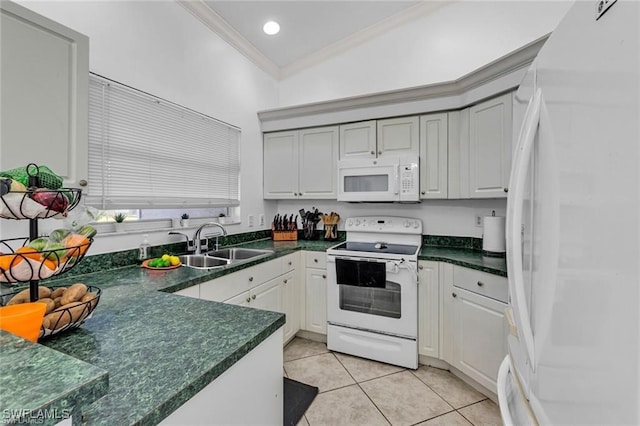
xmin=193 ymin=222 xmax=227 ymax=254
xmin=168 ymin=231 xmax=195 ymax=252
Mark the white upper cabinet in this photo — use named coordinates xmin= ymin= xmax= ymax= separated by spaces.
xmin=468 ymin=92 xmax=513 ymax=198
xmin=264 ymin=126 xmax=338 ymax=199
xmin=298 ymin=127 xmax=339 ymax=199
xmin=448 ymin=92 xmax=513 ymax=199
xmin=419 ymin=113 xmax=448 ymax=199
xmin=339 ymin=121 xmax=376 ymax=159
xmin=0 ymin=1 xmax=89 ymax=188
xmin=339 ymin=117 xmax=419 ymax=159
xmin=377 ymin=116 xmax=419 ymax=157
xmin=263 ymin=131 xmax=299 ymax=199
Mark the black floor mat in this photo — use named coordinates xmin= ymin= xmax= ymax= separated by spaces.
xmin=283 ymin=377 xmax=318 ymax=425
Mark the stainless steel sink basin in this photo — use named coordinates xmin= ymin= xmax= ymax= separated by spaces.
xmin=178 ymin=254 xmax=230 ymax=269
xmin=207 ymin=248 xmax=273 ymax=262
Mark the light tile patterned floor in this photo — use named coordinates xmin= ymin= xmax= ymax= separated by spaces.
xmin=283 ymin=337 xmax=502 ymax=426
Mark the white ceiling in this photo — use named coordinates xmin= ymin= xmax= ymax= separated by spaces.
xmin=179 ymin=1 xmax=453 ymax=79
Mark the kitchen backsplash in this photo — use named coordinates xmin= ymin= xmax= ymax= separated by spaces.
xmin=52 ymin=230 xmax=485 ymax=278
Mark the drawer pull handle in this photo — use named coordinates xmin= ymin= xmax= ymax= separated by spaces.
xmin=249 ymin=277 xmax=254 ymax=282
xmin=452 ymin=292 xmax=457 ymax=298
xmin=252 ymin=294 xmax=256 ymax=300
xmin=322 ymin=274 xmax=326 ymax=279
xmin=477 ymin=281 xmax=484 ymax=287
xmin=418 ymin=265 xmax=423 ymax=270
xmin=283 ymin=279 xmax=288 ymax=284
xmin=246 ymin=297 xmax=251 ymax=303
xmin=314 ymin=258 xmax=318 ymax=263
xmin=288 ymin=261 xmax=292 ymax=266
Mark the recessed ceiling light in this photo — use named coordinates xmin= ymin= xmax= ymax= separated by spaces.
xmin=263 ymin=21 xmax=280 ymax=35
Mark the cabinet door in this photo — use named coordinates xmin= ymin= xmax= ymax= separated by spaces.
xmin=298 ymin=126 xmax=338 ymax=199
xmin=225 ymin=291 xmax=250 ymax=307
xmin=251 ymin=277 xmax=283 ymax=313
xmin=377 ymin=116 xmax=419 ymax=157
xmin=0 ymin=2 xmax=89 ymax=187
xmin=281 ymin=271 xmax=299 ymax=343
xmin=304 ymin=268 xmax=327 ymax=335
xmin=339 ymin=121 xmax=376 ymax=159
xmin=263 ymin=131 xmax=299 ymax=199
xmin=418 ymin=261 xmax=439 ymax=358
xmin=173 ymin=285 xmax=199 ymax=299
xmin=468 ymin=92 xmax=513 ymax=198
xmin=451 ymin=286 xmax=507 ymax=393
xmin=419 ymin=113 xmax=448 ymax=199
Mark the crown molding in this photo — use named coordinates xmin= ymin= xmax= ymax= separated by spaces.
xmin=177 ymin=0 xmax=455 ymax=80
xmin=176 ymin=0 xmax=281 ymax=79
xmin=257 ymin=34 xmax=548 ymax=128
xmin=280 ymin=1 xmax=454 ymax=79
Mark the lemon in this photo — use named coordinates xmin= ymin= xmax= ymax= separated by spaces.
xmin=169 ymin=255 xmax=180 ymax=266
xmin=161 ymin=254 xmax=170 ymax=261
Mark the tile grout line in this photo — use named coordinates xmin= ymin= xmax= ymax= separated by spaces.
xmin=332 ymin=352 xmax=394 ymax=426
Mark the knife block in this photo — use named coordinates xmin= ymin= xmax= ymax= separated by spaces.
xmin=271 ymin=226 xmax=298 ymax=241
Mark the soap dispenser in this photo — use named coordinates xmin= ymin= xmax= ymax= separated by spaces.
xmin=139 ymin=234 xmax=151 ymax=260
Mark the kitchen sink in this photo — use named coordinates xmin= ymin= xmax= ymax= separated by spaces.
xmin=206 ymin=248 xmax=273 ymax=262
xmin=178 ymin=254 xmax=230 ymax=269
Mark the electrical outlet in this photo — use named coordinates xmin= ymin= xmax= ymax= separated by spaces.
xmin=259 ymin=214 xmax=265 ymax=226
xmin=248 ymin=214 xmax=254 ymax=227
xmin=475 ymin=215 xmax=483 ymax=227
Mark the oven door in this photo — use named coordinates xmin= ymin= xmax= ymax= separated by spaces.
xmin=326 ymin=255 xmax=417 ymax=338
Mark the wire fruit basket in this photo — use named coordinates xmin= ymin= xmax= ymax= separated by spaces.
xmin=0 ymin=284 xmax=101 ymax=338
xmin=0 ymin=163 xmax=100 ymax=339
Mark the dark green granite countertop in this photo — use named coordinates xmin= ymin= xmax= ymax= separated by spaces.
xmin=0 ymin=331 xmax=108 ymax=426
xmin=3 ymin=236 xmax=505 ymax=426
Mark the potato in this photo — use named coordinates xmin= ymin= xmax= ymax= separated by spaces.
xmin=60 ymin=283 xmax=87 ymax=305
xmin=6 ymin=286 xmax=52 ymax=305
xmin=80 ymin=292 xmax=98 ymax=309
xmin=43 ymin=302 xmax=88 ymax=330
xmin=53 ymin=296 xmax=62 ymax=308
xmin=50 ymin=287 xmax=67 ymax=299
xmin=35 ymin=297 xmax=56 ymax=314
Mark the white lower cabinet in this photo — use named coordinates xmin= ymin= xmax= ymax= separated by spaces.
xmin=225 ymin=277 xmax=283 ymax=312
xmin=443 ymin=264 xmax=508 ymax=394
xmin=303 ymin=251 xmax=327 ymax=335
xmin=160 ymin=328 xmax=283 ymax=425
xmin=418 ymin=261 xmax=440 ymax=358
xmin=173 ymin=285 xmax=199 ymax=299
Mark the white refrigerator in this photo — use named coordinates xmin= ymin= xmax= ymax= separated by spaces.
xmin=498 ymin=0 xmax=639 ymax=425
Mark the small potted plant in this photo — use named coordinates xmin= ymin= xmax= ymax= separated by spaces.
xmin=113 ymin=212 xmax=126 ymax=232
xmin=180 ymin=213 xmax=190 ymax=227
xmin=218 ymin=212 xmax=229 ymax=225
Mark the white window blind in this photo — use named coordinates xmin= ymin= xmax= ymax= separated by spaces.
xmin=87 ymin=74 xmax=240 ymax=209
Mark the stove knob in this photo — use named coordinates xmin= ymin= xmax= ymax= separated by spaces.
xmin=413 ymin=221 xmax=420 ymax=229
xmin=347 ymin=219 xmax=353 ymax=227
xmin=355 ymin=219 xmax=361 ymax=226
xmin=403 ymin=220 xmax=410 ymax=228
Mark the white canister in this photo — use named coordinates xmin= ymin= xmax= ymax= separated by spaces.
xmin=482 ymin=213 xmax=506 ymax=255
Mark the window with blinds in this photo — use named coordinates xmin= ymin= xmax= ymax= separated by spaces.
xmin=86 ymin=73 xmax=240 ymax=209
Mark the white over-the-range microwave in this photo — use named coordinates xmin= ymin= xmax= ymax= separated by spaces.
xmin=337 ymin=155 xmax=420 ymax=202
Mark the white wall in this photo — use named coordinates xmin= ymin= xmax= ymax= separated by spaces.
xmin=278 ymin=0 xmax=572 ymax=106
xmin=277 ymin=199 xmax=506 ymax=239
xmin=11 ymin=0 xmax=280 ymax=253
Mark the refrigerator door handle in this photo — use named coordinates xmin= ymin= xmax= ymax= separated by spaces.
xmin=506 ymin=88 xmax=542 ymax=370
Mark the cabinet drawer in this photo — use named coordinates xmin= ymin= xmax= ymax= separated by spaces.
xmin=305 ymin=251 xmax=327 ymax=269
xmin=200 ymin=258 xmax=282 ymax=302
xmin=281 ymin=253 xmax=297 ymax=273
xmin=452 ymin=266 xmax=507 ymax=303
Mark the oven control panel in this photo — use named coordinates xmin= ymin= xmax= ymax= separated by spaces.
xmin=344 ymin=216 xmax=422 ymax=234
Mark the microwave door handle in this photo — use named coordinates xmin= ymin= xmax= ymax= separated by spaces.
xmin=394 ymin=163 xmax=400 ymax=197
